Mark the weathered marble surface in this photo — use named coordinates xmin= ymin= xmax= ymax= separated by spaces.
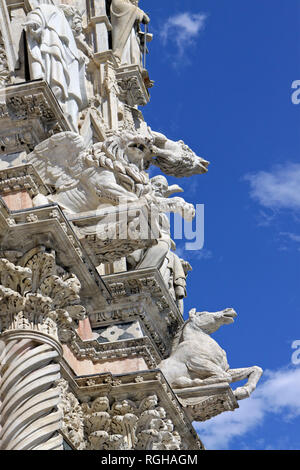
xmin=159 ymin=308 xmax=263 ymax=417
xmin=55 ymin=370 xmax=204 ymax=450
xmin=110 ymin=0 xmax=150 ymax=67
xmin=24 ymin=4 xmax=88 ymax=131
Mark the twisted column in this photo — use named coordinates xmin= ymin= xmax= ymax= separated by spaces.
xmin=0 ymin=248 xmax=86 ymax=451
xmin=0 ymin=337 xmax=62 ymax=450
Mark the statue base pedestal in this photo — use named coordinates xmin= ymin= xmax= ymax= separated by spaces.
xmin=116 ymin=64 xmax=150 ymax=107
xmin=174 ymin=383 xmax=239 ymax=422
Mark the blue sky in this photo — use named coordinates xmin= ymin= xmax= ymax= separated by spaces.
xmin=142 ymin=0 xmax=300 ymax=450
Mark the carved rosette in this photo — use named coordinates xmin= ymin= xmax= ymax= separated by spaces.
xmin=0 ymin=247 xmax=86 ymax=450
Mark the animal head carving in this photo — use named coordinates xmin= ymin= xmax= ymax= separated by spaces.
xmin=188 ymin=307 xmax=237 ymax=335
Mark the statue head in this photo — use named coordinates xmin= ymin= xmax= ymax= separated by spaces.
xmin=188 ymin=308 xmax=237 ymax=335
xmin=60 ymin=4 xmax=83 ymax=36
xmin=150 ymin=175 xmax=168 ymax=197
xmin=91 ymin=396 xmax=109 ymax=412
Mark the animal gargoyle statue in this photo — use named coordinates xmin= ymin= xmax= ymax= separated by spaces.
xmin=159 ymin=308 xmax=263 ymax=401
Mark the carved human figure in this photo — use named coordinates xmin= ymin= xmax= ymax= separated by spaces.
xmin=59 ymin=4 xmax=94 ymax=61
xmin=24 ymin=3 xmax=88 ymax=131
xmin=135 ymin=175 xmax=194 ymax=278
xmin=110 ymin=0 xmax=150 ymax=66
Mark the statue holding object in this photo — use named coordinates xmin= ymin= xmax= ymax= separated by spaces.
xmin=24 ymin=3 xmax=88 ymax=132
xmin=110 ymin=0 xmax=150 ymax=67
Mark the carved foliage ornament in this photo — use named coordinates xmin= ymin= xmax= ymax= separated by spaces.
xmin=82 ymin=394 xmax=181 ymax=451
xmin=0 ymin=31 xmax=10 ymax=89
xmin=0 ymin=247 xmax=86 ymax=343
xmin=55 ymin=385 xmax=182 ymax=451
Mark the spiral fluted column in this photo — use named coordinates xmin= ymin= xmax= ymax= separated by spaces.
xmin=0 ymin=249 xmax=86 ymax=451
xmin=0 ymin=336 xmax=63 ymax=450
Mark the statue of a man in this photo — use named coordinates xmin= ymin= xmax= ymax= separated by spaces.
xmin=127 ymin=175 xmax=193 ymax=314
xmin=110 ymin=0 xmax=150 ymax=66
xmin=24 ymin=3 xmax=88 ymax=131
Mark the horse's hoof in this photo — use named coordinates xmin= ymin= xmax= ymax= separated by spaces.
xmin=234 ymin=387 xmax=250 ymax=400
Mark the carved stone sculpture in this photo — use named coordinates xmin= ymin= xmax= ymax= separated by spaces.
xmin=24 ymin=4 xmax=88 ymax=131
xmin=149 ymin=130 xmax=210 ymax=178
xmin=0 ymin=32 xmax=10 ymax=89
xmin=56 ymin=378 xmax=86 ymax=450
xmin=159 ymin=308 xmax=263 ymax=402
xmin=27 ymin=131 xmax=153 ymax=213
xmin=82 ymin=394 xmax=181 ymax=450
xmin=110 ymin=0 xmax=150 ymax=67
xmin=0 ymin=247 xmax=86 ymax=450
xmin=0 ymin=246 xmax=86 ymax=346
xmin=0 ymin=0 xmax=264 ymax=450
xmin=133 ymin=175 xmax=194 ymax=285
xmin=59 ymin=5 xmax=94 ymax=62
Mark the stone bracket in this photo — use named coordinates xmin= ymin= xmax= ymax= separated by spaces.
xmin=174 ymin=383 xmax=239 ymax=422
xmin=0 ymin=80 xmax=72 ymax=156
xmin=116 ymin=64 xmax=150 ymax=107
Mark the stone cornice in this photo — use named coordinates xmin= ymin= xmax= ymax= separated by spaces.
xmin=68 ymin=331 xmax=161 ymax=369
xmin=90 ymin=267 xmax=184 ymax=357
xmin=0 ymin=163 xmax=50 ymax=197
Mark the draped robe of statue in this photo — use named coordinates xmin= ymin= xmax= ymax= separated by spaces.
xmin=110 ymin=0 xmax=146 ymax=66
xmin=25 ymin=4 xmax=88 ymax=131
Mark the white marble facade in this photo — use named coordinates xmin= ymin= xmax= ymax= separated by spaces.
xmin=0 ymin=0 xmax=262 ymax=451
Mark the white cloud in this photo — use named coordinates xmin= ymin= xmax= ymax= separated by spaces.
xmin=161 ymin=12 xmax=208 ymax=57
xmin=280 ymin=232 xmax=300 ymax=243
xmin=245 ymin=163 xmax=300 ymax=211
xmin=195 ymin=366 xmax=300 ymax=449
xmin=191 ymin=248 xmax=213 ymax=260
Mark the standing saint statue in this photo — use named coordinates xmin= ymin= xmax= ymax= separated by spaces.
xmin=24 ymin=3 xmax=88 ymax=131
xmin=110 ymin=0 xmax=150 ymax=66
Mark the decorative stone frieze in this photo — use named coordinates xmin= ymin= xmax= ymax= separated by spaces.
xmin=175 ymin=383 xmax=239 ymax=422
xmin=56 ymin=370 xmax=204 ymax=451
xmin=0 ymin=204 xmax=112 ymax=310
xmin=56 ymin=378 xmax=86 ymax=450
xmin=116 ymin=65 xmax=150 ymax=107
xmin=0 ymin=165 xmax=50 ymax=210
xmin=0 ymin=247 xmax=86 ymax=343
xmin=89 ymin=268 xmax=184 ymax=359
xmin=68 ymin=330 xmax=161 ymax=369
xmin=0 ymin=80 xmax=71 ymax=156
xmin=0 ymin=32 xmax=11 ymax=89
xmin=70 ymin=202 xmax=158 ymax=265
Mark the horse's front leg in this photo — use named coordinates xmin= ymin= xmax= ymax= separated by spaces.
xmin=228 ymin=366 xmax=263 ymax=400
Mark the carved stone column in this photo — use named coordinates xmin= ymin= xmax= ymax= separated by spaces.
xmin=0 ymin=248 xmax=86 ymax=450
